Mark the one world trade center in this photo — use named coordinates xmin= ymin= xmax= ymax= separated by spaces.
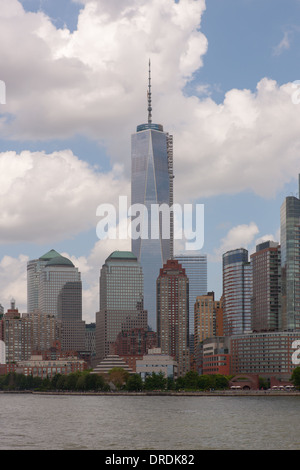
xmin=131 ymin=61 xmax=174 ymax=331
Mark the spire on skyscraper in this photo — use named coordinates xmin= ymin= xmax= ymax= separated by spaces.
xmin=147 ymin=59 xmax=152 ymax=124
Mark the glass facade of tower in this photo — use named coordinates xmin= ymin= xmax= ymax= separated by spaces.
xmin=27 ymin=249 xmax=61 ymax=313
xmin=280 ymin=193 xmax=300 ymax=330
xmin=131 ymin=124 xmax=173 ymax=331
xmin=223 ymin=249 xmax=252 ymax=336
xmin=38 ymin=257 xmax=81 ymax=318
xmin=174 ymin=254 xmax=207 ymax=334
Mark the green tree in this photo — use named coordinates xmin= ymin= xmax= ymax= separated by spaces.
xmin=126 ymin=373 xmax=143 ymax=391
xmin=166 ymin=377 xmax=175 ymax=390
xmin=197 ymin=374 xmax=214 ymax=391
xmin=108 ymin=367 xmax=129 ymax=390
xmin=259 ymin=377 xmax=269 ymax=390
xmin=76 ymin=374 xmax=87 ymax=391
xmin=65 ymin=372 xmax=80 ymax=390
xmin=144 ymin=372 xmax=167 ymax=390
xmin=51 ymin=373 xmax=62 ymax=390
xmin=291 ymin=366 xmax=300 ymax=389
xmin=56 ymin=374 xmax=68 ymax=390
xmin=85 ymin=372 xmax=107 ymax=391
xmin=174 ymin=376 xmax=185 ymax=391
xmin=183 ymin=371 xmax=201 ymax=390
xmin=214 ymin=374 xmax=229 ymax=390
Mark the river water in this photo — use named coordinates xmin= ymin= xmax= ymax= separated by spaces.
xmin=0 ymin=393 xmax=299 ymax=450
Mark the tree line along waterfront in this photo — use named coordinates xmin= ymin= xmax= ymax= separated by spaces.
xmin=1 ymin=368 xmax=300 ymax=393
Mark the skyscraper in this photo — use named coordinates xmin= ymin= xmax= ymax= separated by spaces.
xmin=156 ymin=259 xmax=190 ymax=376
xmin=280 ymin=176 xmax=300 ymax=331
xmin=174 ymin=254 xmax=207 ymax=334
xmin=57 ymin=281 xmax=85 ymax=352
xmin=131 ymin=61 xmax=173 ymax=331
xmin=251 ymin=240 xmax=281 ymax=332
xmin=38 ymin=255 xmax=81 ymax=317
xmin=96 ymin=251 xmax=148 ymax=362
xmin=27 ymin=249 xmax=61 ymax=313
xmin=37 ymin=253 xmax=85 ymax=352
xmin=194 ymin=291 xmax=222 ymax=349
xmin=222 ymin=248 xmax=252 ymax=336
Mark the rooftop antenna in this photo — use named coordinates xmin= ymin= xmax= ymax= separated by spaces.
xmin=147 ymin=59 xmax=152 ymax=124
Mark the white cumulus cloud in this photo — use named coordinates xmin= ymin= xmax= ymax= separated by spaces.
xmin=0 ymin=149 xmax=129 ymax=243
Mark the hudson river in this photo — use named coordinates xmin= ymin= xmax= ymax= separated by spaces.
xmin=1 ymin=393 xmax=299 ymax=450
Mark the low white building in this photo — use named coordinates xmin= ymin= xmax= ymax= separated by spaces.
xmin=136 ymin=348 xmax=178 ymax=380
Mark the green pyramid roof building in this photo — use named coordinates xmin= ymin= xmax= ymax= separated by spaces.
xmin=39 ymin=249 xmax=61 ymax=261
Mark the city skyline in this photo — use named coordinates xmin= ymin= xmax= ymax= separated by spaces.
xmin=1 ymin=0 xmax=300 ymax=324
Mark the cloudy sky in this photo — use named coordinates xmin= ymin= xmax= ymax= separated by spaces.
xmin=1 ymin=0 xmax=300 ymax=322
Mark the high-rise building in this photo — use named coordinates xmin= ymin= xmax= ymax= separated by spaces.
xmin=131 ymin=61 xmax=173 ymax=331
xmin=280 ymin=176 xmax=300 ymax=331
xmin=174 ymin=254 xmax=207 ymax=334
xmin=85 ymin=323 xmax=96 ymax=366
xmin=3 ymin=300 xmax=32 ymax=362
xmin=38 ymin=255 xmax=81 ymax=316
xmin=251 ymin=241 xmax=281 ymax=332
xmin=28 ymin=311 xmax=61 ymax=354
xmin=96 ymin=251 xmax=148 ymax=362
xmin=37 ymin=254 xmax=85 ymax=352
xmin=57 ymin=281 xmax=85 ymax=352
xmin=215 ymin=295 xmax=224 ymax=336
xmin=156 ymin=259 xmax=190 ymax=376
xmin=194 ymin=291 xmax=222 ymax=351
xmin=222 ymin=248 xmax=252 ymax=336
xmin=2 ymin=299 xmax=61 ymax=363
xmin=27 ymin=249 xmax=61 ymax=313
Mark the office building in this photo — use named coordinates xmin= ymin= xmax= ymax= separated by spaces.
xmin=222 ymin=248 xmax=252 ymax=336
xmin=215 ymin=295 xmax=224 ymax=336
xmin=194 ymin=292 xmax=223 ymax=351
xmin=251 ymin=241 xmax=281 ymax=332
xmin=85 ymin=323 xmax=96 ymax=366
xmin=113 ymin=327 xmax=157 ymax=371
xmin=27 ymin=249 xmax=61 ymax=313
xmin=230 ymin=331 xmax=300 ymax=381
xmin=202 ymin=336 xmax=231 ymax=375
xmin=174 ymin=254 xmax=207 ymax=335
xmin=96 ymin=251 xmax=148 ymax=362
xmin=157 ymin=259 xmax=190 ymax=376
xmin=3 ymin=301 xmax=61 ymax=364
xmin=280 ymin=176 xmax=300 ymax=330
xmin=27 ymin=310 xmax=61 ymax=353
xmin=136 ymin=348 xmax=178 ymax=380
xmin=17 ymin=354 xmax=86 ymax=379
xmin=38 ymin=254 xmax=81 ymax=316
xmin=3 ymin=300 xmax=31 ymax=362
xmin=57 ymin=280 xmax=85 ymax=352
xmin=37 ymin=253 xmax=85 ymax=352
xmin=131 ymin=61 xmax=173 ymax=331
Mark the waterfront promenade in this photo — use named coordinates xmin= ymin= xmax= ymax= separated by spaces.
xmin=1 ymin=389 xmax=299 ymax=397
